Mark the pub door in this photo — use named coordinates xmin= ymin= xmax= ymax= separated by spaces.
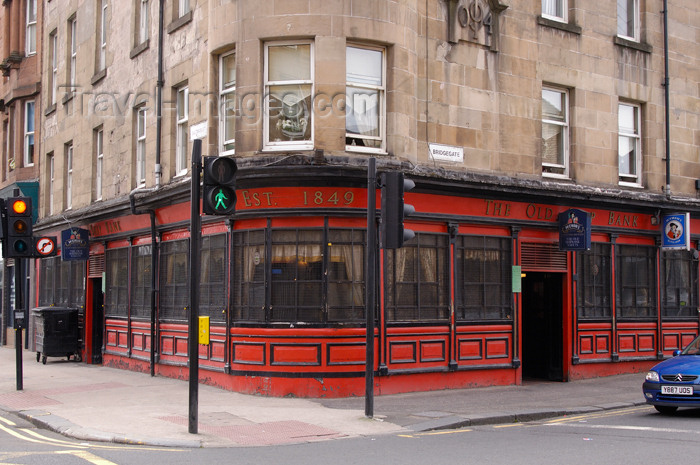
xmin=522 ymin=272 xmax=564 ymax=381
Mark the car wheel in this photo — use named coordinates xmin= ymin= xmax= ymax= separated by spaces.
xmin=654 ymin=405 xmax=678 ymax=415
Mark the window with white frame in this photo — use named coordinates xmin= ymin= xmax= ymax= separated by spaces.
xmin=219 ymin=51 xmax=236 ymax=155
xmin=26 ymin=0 xmax=37 ymax=55
xmin=98 ymin=0 xmax=108 ymax=71
xmin=95 ymin=129 xmax=103 ymax=200
xmin=49 ymin=31 xmax=58 ymax=106
xmin=24 ymin=101 xmax=35 ymax=167
xmin=617 ymin=0 xmax=639 ymax=41
xmin=69 ymin=16 xmax=77 ymax=90
xmin=346 ymin=45 xmax=385 ymax=152
xmin=541 ymin=87 xmax=568 ymax=177
xmin=47 ymin=153 xmax=55 ymax=215
xmin=138 ymin=0 xmax=149 ymax=44
xmin=178 ymin=0 xmax=190 ymax=18
xmin=175 ymin=86 xmax=189 ymax=175
xmin=66 ymin=143 xmax=73 ymax=209
xmin=264 ymin=42 xmax=313 ymax=150
xmin=136 ymin=107 xmax=146 ymax=185
xmin=618 ymin=102 xmax=641 ymax=185
xmin=542 ymin=0 xmax=566 ymax=22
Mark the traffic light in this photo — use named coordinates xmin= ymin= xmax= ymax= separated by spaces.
xmin=6 ymin=197 xmax=33 ymax=258
xmin=380 ymin=171 xmax=415 ymax=249
xmin=202 ymin=156 xmax=238 ymax=215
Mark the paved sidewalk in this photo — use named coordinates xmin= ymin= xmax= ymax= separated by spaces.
xmin=0 ymin=346 xmax=649 ymax=448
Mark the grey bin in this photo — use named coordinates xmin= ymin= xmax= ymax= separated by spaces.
xmin=32 ymin=307 xmax=81 ymax=364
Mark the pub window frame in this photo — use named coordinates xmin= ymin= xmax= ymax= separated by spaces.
xmin=576 ymin=242 xmax=612 ymax=319
xmin=615 ymin=243 xmax=657 ymax=319
xmin=159 ymin=238 xmax=189 ymax=321
xmin=200 ymin=233 xmax=228 ymax=322
xmin=661 ymin=249 xmax=699 ymax=319
xmin=455 ymin=234 xmax=513 ymax=322
xmin=130 ymin=244 xmax=152 ymax=319
xmin=105 ymin=247 xmax=129 ymax=317
xmin=231 ymin=225 xmax=366 ymax=325
xmin=384 ymin=232 xmax=450 ymax=323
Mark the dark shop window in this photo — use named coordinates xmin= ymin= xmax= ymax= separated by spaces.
xmin=200 ymin=233 xmax=227 ymax=322
xmin=385 ymin=233 xmax=450 ymax=322
xmin=455 ymin=235 xmax=512 ymax=321
xmin=232 ymin=229 xmax=266 ymax=322
xmin=130 ymin=245 xmax=152 ymax=319
xmin=615 ymin=244 xmax=657 ymax=319
xmin=105 ymin=247 xmax=129 ymax=317
xmin=159 ymin=239 xmax=189 ymax=321
xmin=577 ymin=243 xmax=612 ymax=319
xmin=662 ymin=249 xmax=698 ymax=319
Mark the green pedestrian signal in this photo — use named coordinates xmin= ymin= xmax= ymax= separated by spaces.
xmin=203 ymin=156 xmax=238 ymax=215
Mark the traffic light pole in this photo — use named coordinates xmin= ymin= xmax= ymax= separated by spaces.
xmin=15 ymin=258 xmax=23 ymax=391
xmin=365 ymin=158 xmax=377 ymax=418
xmin=188 ymin=139 xmax=203 ymax=434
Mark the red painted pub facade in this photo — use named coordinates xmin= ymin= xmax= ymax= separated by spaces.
xmin=34 ymin=162 xmax=700 ymax=397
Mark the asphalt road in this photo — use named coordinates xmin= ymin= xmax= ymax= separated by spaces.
xmin=2 ymin=405 xmax=700 ymax=465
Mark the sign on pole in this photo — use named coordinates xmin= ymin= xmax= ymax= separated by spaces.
xmin=558 ymin=209 xmax=591 ymax=251
xmin=661 ymin=213 xmax=690 ymax=250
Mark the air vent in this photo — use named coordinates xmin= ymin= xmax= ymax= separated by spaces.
xmin=88 ymin=254 xmax=105 ymax=278
xmin=521 ymin=242 xmax=567 ymax=271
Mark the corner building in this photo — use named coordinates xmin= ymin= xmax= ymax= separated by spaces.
xmin=33 ymin=0 xmax=700 ymax=396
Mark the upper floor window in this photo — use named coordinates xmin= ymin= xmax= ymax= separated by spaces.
xmin=98 ymin=0 xmax=108 ymax=71
xmin=65 ymin=142 xmax=74 ymax=209
xmin=23 ymin=101 xmax=35 ymax=167
xmin=618 ymin=102 xmax=641 ymax=186
xmin=617 ymin=0 xmax=639 ymax=41
xmin=26 ymin=0 xmax=37 ymax=55
xmin=542 ymin=0 xmax=566 ymax=22
xmin=541 ymin=87 xmax=568 ymax=177
xmin=138 ymin=0 xmax=150 ymax=45
xmin=346 ymin=45 xmax=385 ymax=152
xmin=175 ymin=86 xmax=189 ymax=175
xmin=219 ymin=51 xmax=236 ymax=155
xmin=68 ymin=16 xmax=77 ymax=90
xmin=178 ymin=0 xmax=190 ymax=18
xmin=264 ymin=42 xmax=313 ymax=150
xmin=49 ymin=31 xmax=58 ymax=106
xmin=95 ymin=128 xmax=104 ymax=201
xmin=47 ymin=152 xmax=55 ymax=215
xmin=136 ymin=107 xmax=147 ymax=185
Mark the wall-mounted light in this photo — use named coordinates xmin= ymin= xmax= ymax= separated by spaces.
xmin=650 ymin=210 xmax=661 ymax=225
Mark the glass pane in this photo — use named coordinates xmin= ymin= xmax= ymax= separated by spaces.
xmin=346 ymin=86 xmax=379 ymax=137
xmin=542 ymin=0 xmax=564 ymax=18
xmin=223 ymin=94 xmax=235 ymax=144
xmin=222 ymin=53 xmax=236 ymax=88
xmin=618 ymin=104 xmax=636 ymax=133
xmin=346 ymin=47 xmax=382 ymax=86
xmin=177 ymin=88 xmax=188 ymax=120
xmin=542 ymin=89 xmax=565 ymax=121
xmin=268 ymin=44 xmax=310 ymax=82
xmin=617 ymin=0 xmax=635 ymax=37
xmin=618 ymin=135 xmax=635 ymax=175
xmin=268 ymin=84 xmax=312 ymax=141
xmin=542 ymin=122 xmax=563 ymax=165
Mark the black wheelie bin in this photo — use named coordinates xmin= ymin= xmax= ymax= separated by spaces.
xmin=33 ymin=307 xmax=81 ymax=364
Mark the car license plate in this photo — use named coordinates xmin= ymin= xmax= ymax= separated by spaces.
xmin=662 ymin=385 xmax=694 ymax=396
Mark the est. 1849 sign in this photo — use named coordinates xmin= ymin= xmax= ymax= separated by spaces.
xmin=558 ymin=209 xmax=591 ymax=251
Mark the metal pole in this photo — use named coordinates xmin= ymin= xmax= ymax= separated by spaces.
xmin=663 ymin=0 xmax=671 ymax=197
xmin=365 ymin=158 xmax=376 ymax=417
xmin=188 ymin=139 xmax=202 ymax=434
xmin=15 ymin=260 xmax=23 ymax=391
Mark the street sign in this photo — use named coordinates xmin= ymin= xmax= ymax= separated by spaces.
xmin=34 ymin=236 xmax=57 ymax=257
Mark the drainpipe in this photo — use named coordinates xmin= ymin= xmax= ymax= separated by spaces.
xmin=663 ymin=0 xmax=671 ymax=197
xmin=129 ymin=190 xmax=159 ymax=377
xmin=155 ymin=0 xmax=165 ymax=188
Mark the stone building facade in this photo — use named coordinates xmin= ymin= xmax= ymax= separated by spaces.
xmin=10 ymin=0 xmax=700 ymax=395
